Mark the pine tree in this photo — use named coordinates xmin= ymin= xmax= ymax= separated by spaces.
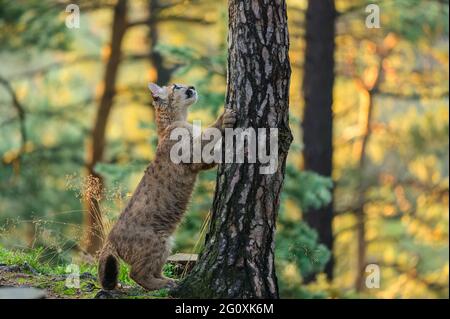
xmin=172 ymin=0 xmax=292 ymax=298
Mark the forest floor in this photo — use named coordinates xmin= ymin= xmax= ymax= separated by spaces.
xmin=0 ymin=247 xmax=174 ymax=299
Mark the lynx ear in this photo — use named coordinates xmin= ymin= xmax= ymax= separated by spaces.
xmin=148 ymin=83 xmax=167 ymax=99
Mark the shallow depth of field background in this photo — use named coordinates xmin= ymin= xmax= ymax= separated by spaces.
xmin=0 ymin=0 xmax=448 ymax=298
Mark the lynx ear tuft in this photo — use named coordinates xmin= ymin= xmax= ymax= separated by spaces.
xmin=148 ymin=83 xmax=167 ymax=99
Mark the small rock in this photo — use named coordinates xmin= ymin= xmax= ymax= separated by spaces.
xmin=82 ymin=282 xmax=96 ymax=292
xmin=0 ymin=263 xmax=39 ymax=275
xmin=95 ymin=290 xmax=113 ymax=299
xmin=0 ymin=265 xmax=22 ymax=272
xmin=94 ymin=290 xmax=125 ymax=299
xmin=0 ymin=287 xmax=46 ymax=299
xmin=94 ymin=289 xmax=124 ymax=299
xmin=22 ymin=262 xmax=40 ymax=275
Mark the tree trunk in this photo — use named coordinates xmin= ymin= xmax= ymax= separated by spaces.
xmin=301 ymin=0 xmax=336 ymax=281
xmin=354 ymin=43 xmax=392 ymax=290
xmin=172 ymin=0 xmax=292 ymax=299
xmin=354 ymin=90 xmax=374 ymax=291
xmin=84 ymin=0 xmax=127 ymax=255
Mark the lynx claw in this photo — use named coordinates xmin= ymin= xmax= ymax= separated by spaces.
xmin=222 ymin=109 xmax=237 ymax=129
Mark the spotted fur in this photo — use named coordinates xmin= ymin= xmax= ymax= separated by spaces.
xmin=98 ymin=83 xmax=236 ymax=291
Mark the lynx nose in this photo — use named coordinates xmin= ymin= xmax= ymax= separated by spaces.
xmin=186 ymin=86 xmax=196 ymax=98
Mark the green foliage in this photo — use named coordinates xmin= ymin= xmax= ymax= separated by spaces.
xmin=383 ymin=0 xmax=449 ymax=41
xmin=155 ymin=44 xmax=226 ymax=114
xmin=343 ymin=0 xmax=449 ymax=41
xmin=284 ymin=165 xmax=333 ymax=211
xmin=0 ymin=0 xmax=72 ymax=52
xmin=277 ymin=220 xmax=331 ymax=278
xmin=0 ymin=245 xmax=94 ymax=277
xmin=94 ymin=162 xmax=145 ymax=185
xmin=0 ymin=246 xmax=46 ymax=272
xmin=407 ymin=107 xmax=449 ymax=158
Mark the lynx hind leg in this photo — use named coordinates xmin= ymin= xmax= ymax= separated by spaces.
xmin=129 ymin=240 xmax=176 ymax=291
xmin=130 ymin=260 xmax=176 ymax=291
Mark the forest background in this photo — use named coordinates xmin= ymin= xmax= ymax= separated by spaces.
xmin=0 ymin=0 xmax=448 ymax=298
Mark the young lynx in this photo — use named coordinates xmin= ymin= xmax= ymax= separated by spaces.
xmin=97 ymin=83 xmax=236 ymax=291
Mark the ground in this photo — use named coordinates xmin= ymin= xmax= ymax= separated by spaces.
xmin=0 ymin=247 xmax=177 ymax=299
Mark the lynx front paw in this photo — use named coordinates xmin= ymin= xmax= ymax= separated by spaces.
xmin=222 ymin=109 xmax=237 ymax=129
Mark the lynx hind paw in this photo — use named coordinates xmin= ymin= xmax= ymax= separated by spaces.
xmin=222 ymin=109 xmax=237 ymax=129
xmin=164 ymin=279 xmax=178 ymax=289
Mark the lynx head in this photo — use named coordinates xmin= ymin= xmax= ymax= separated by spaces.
xmin=148 ymin=83 xmax=198 ymax=112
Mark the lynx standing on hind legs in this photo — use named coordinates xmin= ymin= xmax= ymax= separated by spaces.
xmin=98 ymin=83 xmax=236 ymax=291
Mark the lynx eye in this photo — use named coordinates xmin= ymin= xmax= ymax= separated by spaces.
xmin=173 ymin=84 xmax=181 ymax=90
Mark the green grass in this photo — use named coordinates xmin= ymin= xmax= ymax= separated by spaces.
xmin=0 ymin=245 xmax=174 ymax=298
xmin=0 ymin=246 xmax=49 ymax=273
xmin=0 ymin=246 xmax=97 ymax=275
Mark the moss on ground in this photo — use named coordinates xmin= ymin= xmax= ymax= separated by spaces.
xmin=0 ymin=246 xmax=175 ymax=299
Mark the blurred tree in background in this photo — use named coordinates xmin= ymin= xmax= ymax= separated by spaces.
xmin=0 ymin=0 xmax=448 ymax=298
xmin=302 ymin=0 xmax=336 ymax=282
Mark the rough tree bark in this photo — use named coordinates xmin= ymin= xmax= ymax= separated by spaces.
xmin=301 ymin=0 xmax=336 ymax=281
xmin=172 ymin=0 xmax=292 ymax=298
xmin=84 ymin=0 xmax=128 ymax=255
